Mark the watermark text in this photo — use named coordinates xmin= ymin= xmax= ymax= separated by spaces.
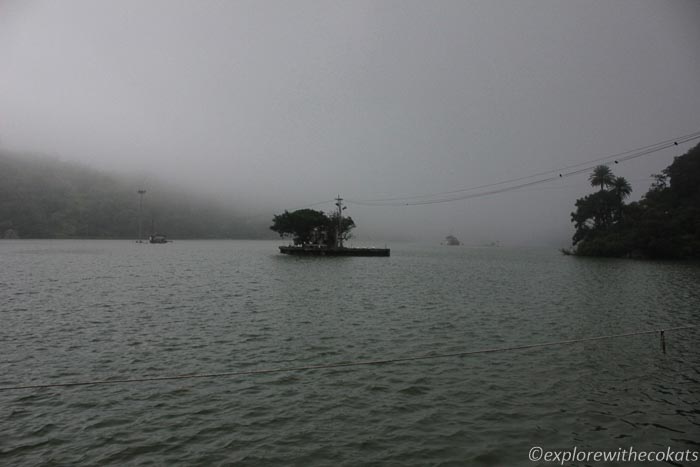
xmin=528 ymin=446 xmax=699 ymax=464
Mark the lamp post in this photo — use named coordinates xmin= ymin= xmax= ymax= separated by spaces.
xmin=137 ymin=189 xmax=146 ymax=242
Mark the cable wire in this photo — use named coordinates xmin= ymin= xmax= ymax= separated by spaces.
xmin=1 ymin=324 xmax=695 ymax=392
xmin=346 ymin=131 xmax=700 ymax=206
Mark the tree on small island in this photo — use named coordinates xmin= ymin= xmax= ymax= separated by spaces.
xmin=567 ymin=143 xmax=700 ymax=259
xmin=445 ymin=235 xmax=460 ymax=246
xmin=270 ymin=208 xmax=355 ymax=247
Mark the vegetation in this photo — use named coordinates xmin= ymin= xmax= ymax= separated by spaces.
xmin=445 ymin=235 xmax=460 ymax=246
xmin=588 ymin=165 xmax=615 ymax=191
xmin=0 ymin=152 xmax=264 ymax=239
xmin=569 ymin=143 xmax=700 ymax=259
xmin=270 ymin=209 xmax=355 ymax=247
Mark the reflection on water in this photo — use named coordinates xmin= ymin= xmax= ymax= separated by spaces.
xmin=1 ymin=240 xmax=699 ymax=466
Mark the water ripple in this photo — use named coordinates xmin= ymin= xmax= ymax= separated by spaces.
xmin=1 ymin=240 xmax=699 ymax=466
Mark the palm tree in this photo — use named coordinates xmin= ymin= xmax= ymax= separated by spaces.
xmin=589 ymin=165 xmax=615 ymax=191
xmin=611 ymin=176 xmax=632 ymax=221
xmin=611 ymin=176 xmax=632 ymax=202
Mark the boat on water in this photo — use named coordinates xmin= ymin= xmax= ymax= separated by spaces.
xmin=277 ymin=196 xmax=390 ymax=257
xmin=147 ymin=216 xmax=169 ymax=243
xmin=149 ymin=233 xmax=168 ymax=244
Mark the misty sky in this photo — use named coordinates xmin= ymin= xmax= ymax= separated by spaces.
xmin=1 ymin=1 xmax=699 ymax=245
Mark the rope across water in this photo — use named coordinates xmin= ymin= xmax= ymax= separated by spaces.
xmin=1 ymin=325 xmax=695 ymax=392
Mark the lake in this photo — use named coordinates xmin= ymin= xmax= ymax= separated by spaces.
xmin=1 ymin=240 xmax=699 ymax=466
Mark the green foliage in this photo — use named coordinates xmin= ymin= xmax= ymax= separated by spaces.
xmin=588 ymin=165 xmax=615 ymax=191
xmin=569 ymin=143 xmax=700 ymax=259
xmin=611 ymin=176 xmax=632 ymax=202
xmin=270 ymin=209 xmax=355 ymax=247
xmin=665 ymin=147 xmax=700 ymax=200
xmin=571 ymin=190 xmax=619 ymax=243
xmin=327 ymin=212 xmax=356 ymax=245
xmin=0 ymin=152 xmax=263 ymax=239
xmin=270 ymin=209 xmax=330 ymax=244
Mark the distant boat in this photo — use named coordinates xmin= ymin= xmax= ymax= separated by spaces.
xmin=149 ymin=233 xmax=168 ymax=244
xmin=148 ymin=215 xmax=169 ymax=243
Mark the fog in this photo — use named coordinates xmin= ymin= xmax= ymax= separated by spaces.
xmin=1 ymin=0 xmax=699 ymax=245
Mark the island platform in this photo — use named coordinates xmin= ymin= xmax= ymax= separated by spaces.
xmin=279 ymin=246 xmax=390 ymax=257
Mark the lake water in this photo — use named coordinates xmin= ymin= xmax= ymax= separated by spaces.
xmin=1 ymin=240 xmax=699 ymax=466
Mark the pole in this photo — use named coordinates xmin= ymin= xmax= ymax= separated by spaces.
xmin=335 ymin=195 xmax=343 ymax=248
xmin=137 ymin=189 xmax=146 ymax=242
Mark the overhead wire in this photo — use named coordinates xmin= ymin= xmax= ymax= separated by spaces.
xmin=350 ymin=130 xmax=700 ymax=204
xmin=345 ymin=130 xmax=700 ymax=206
xmin=242 ymin=131 xmax=699 ymax=216
xmin=0 ymin=324 xmax=695 ymax=392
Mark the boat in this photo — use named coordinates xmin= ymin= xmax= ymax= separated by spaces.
xmin=148 ymin=216 xmax=169 ymax=243
xmin=278 ymin=197 xmax=390 ymax=257
xmin=149 ymin=233 xmax=168 ymax=244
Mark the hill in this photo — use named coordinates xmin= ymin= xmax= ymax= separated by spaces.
xmin=0 ymin=152 xmax=265 ymax=239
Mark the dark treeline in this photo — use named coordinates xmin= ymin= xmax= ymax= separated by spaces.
xmin=0 ymin=152 xmax=265 ymax=239
xmin=570 ymin=142 xmax=700 ymax=259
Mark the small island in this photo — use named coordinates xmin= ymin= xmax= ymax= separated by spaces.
xmin=445 ymin=235 xmax=461 ymax=246
xmin=271 ymin=197 xmax=390 ymax=257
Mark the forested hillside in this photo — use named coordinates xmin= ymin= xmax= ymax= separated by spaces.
xmin=0 ymin=153 xmax=264 ymax=239
xmin=569 ymin=143 xmax=700 ymax=259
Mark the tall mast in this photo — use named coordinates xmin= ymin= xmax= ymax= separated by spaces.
xmin=335 ymin=195 xmax=344 ymax=248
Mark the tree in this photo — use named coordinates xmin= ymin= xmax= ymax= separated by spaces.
xmin=327 ymin=212 xmax=356 ymax=246
xmin=571 ymin=190 xmax=618 ymax=244
xmin=270 ymin=208 xmax=356 ymax=247
xmin=588 ymin=165 xmax=615 ymax=191
xmin=611 ymin=176 xmax=632 ymax=201
xmin=665 ymin=144 xmax=700 ymax=200
xmin=270 ymin=209 xmax=329 ymax=244
xmin=649 ymin=173 xmax=668 ymax=192
xmin=568 ymin=142 xmax=700 ymax=258
xmin=611 ymin=176 xmax=632 ymax=221
xmin=571 ymin=167 xmax=628 ymax=254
